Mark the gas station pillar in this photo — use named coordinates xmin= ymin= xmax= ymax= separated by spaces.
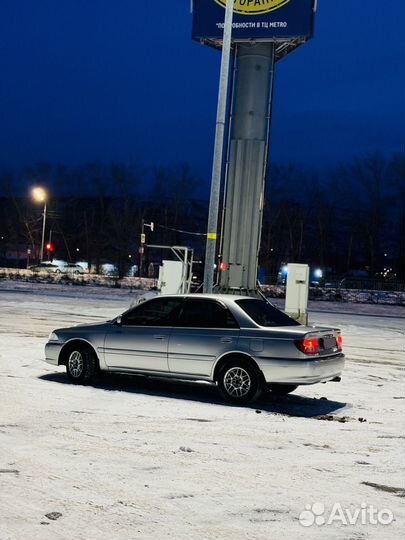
xmin=219 ymin=43 xmax=275 ymax=293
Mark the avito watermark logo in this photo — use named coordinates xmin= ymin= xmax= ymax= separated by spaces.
xmin=299 ymin=502 xmax=394 ymax=527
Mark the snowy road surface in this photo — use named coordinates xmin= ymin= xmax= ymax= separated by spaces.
xmin=0 ymin=281 xmax=404 ymax=539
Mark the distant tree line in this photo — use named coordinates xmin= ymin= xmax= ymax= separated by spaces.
xmin=0 ymin=153 xmax=404 ymax=281
xmin=261 ymin=153 xmax=405 ymax=281
xmin=0 ymin=162 xmax=207 ymax=278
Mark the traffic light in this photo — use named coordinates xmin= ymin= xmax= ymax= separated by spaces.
xmin=45 ymin=242 xmax=54 ymax=253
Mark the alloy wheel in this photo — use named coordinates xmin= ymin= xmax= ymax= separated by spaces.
xmin=68 ymin=350 xmax=84 ymax=378
xmin=223 ymin=366 xmax=251 ymax=398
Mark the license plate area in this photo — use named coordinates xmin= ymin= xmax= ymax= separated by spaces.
xmin=322 ymin=337 xmax=336 ymax=350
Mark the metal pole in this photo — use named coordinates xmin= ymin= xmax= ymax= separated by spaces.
xmin=183 ymin=248 xmax=188 ymax=294
xmin=47 ymin=229 xmax=53 ymax=261
xmin=203 ymin=0 xmax=234 ymax=294
xmin=139 ymin=219 xmax=144 ymax=278
xmin=40 ymin=202 xmax=47 ymax=262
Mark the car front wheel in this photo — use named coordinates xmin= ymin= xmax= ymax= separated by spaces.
xmin=217 ymin=360 xmax=263 ymax=404
xmin=66 ymin=345 xmax=98 ymax=384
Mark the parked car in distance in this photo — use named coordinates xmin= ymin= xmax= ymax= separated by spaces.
xmin=30 ymin=262 xmax=85 ymax=275
xmin=61 ymin=263 xmax=85 ymax=274
xmin=30 ymin=262 xmax=61 ymax=274
xmin=44 ymin=294 xmax=345 ymax=404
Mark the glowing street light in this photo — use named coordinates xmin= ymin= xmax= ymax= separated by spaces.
xmin=314 ymin=268 xmax=323 ymax=279
xmin=31 ymin=186 xmax=48 ymax=261
xmin=31 ymin=187 xmax=47 ymax=203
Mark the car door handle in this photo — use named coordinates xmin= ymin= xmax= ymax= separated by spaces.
xmin=153 ymin=335 xmax=166 ymax=341
xmin=221 ymin=337 xmax=233 ymax=343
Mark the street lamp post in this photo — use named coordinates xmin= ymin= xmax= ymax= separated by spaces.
xmin=31 ymin=187 xmax=47 ymax=262
xmin=40 ymin=202 xmax=47 ymax=262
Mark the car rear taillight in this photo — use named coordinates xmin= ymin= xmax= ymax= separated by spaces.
xmin=336 ymin=335 xmax=343 ymax=350
xmin=295 ymin=338 xmax=320 ymax=355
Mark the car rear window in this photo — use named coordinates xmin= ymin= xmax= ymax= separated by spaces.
xmin=236 ymin=299 xmax=300 ymax=327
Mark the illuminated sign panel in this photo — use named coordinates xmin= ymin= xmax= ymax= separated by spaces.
xmin=214 ymin=0 xmax=291 ymax=15
xmin=192 ymin=0 xmax=315 ymax=41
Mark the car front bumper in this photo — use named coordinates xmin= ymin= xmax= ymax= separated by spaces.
xmin=258 ymin=354 xmax=345 ymax=385
xmin=44 ymin=342 xmax=63 ymax=366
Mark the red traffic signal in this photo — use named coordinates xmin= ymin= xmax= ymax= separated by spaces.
xmin=45 ymin=242 xmax=54 ymax=253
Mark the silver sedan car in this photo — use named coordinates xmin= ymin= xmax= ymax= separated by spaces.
xmin=44 ymin=294 xmax=345 ymax=404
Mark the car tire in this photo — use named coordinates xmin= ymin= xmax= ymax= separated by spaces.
xmin=217 ymin=359 xmax=263 ymax=405
xmin=66 ymin=345 xmax=98 ymax=384
xmin=268 ymin=383 xmax=298 ymax=396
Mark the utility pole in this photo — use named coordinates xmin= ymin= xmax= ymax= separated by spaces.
xmin=139 ymin=219 xmax=145 ymax=278
xmin=139 ymin=220 xmax=154 ymax=278
xmin=203 ymin=0 xmax=234 ymax=294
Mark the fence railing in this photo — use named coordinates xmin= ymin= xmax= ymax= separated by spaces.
xmin=263 ymin=276 xmax=405 ymax=293
xmin=334 ymin=278 xmax=405 ymax=292
xmin=260 ymin=279 xmax=405 ymax=306
xmin=0 ymin=267 xmax=155 ymax=290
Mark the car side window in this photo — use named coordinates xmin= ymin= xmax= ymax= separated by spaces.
xmin=176 ymin=300 xmax=239 ymax=329
xmin=121 ymin=298 xmax=182 ymax=327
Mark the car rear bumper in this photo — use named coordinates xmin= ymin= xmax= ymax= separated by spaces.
xmin=258 ymin=353 xmax=345 ymax=385
xmin=44 ymin=342 xmax=63 ymax=366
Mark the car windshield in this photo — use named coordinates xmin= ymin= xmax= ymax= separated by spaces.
xmin=236 ymin=299 xmax=300 ymax=327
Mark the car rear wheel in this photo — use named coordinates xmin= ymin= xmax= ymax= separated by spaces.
xmin=217 ymin=360 xmax=263 ymax=404
xmin=268 ymin=383 xmax=298 ymax=396
xmin=66 ymin=345 xmax=98 ymax=384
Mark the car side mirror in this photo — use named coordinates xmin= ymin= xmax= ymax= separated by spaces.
xmin=115 ymin=316 xmax=122 ymax=326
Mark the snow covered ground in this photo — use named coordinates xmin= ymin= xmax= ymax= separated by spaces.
xmin=0 ymin=280 xmax=404 ymax=540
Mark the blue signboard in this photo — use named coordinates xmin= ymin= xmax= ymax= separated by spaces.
xmin=192 ymin=0 xmax=315 ymax=42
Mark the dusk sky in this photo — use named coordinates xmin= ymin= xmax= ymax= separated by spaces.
xmin=0 ymin=0 xmax=404 ymax=185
